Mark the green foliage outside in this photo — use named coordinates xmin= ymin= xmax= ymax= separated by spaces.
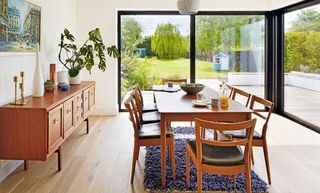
xmin=285 ymin=8 xmax=320 ymax=73
xmin=121 ymin=17 xmax=143 ymax=54
xmin=151 ymin=23 xmax=189 ymax=59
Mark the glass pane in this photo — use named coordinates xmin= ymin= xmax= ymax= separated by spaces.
xmin=195 ymin=15 xmax=265 ymax=104
xmin=120 ymin=15 xmax=190 ymax=104
xmin=284 ymin=5 xmax=320 ymax=127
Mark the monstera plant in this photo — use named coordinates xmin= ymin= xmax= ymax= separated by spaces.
xmin=58 ymin=28 xmax=119 ymax=84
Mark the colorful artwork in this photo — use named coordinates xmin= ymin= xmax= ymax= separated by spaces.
xmin=0 ymin=0 xmax=41 ymax=52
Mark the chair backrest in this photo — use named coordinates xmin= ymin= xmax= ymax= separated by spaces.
xmin=195 ymin=118 xmax=257 ymax=165
xmin=231 ymin=88 xmax=252 ymax=107
xmin=124 ymin=95 xmax=141 ymax=139
xmin=131 ymin=89 xmax=144 ymax=124
xmin=226 ymin=83 xmax=234 ymax=98
xmin=132 ymin=83 xmax=144 ymax=106
xmin=249 ymin=95 xmax=274 ymax=139
xmin=163 ymin=79 xmax=187 ymax=85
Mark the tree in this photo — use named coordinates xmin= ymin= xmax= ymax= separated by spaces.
xmin=121 ymin=17 xmax=143 ymax=54
xmin=151 ymin=23 xmax=188 ymax=59
xmin=290 ymin=9 xmax=320 ymax=32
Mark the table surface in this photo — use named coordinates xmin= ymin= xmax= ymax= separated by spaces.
xmin=155 ymin=86 xmax=252 ymax=114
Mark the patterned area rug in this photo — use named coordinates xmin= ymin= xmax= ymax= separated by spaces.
xmin=144 ymin=127 xmax=268 ymax=192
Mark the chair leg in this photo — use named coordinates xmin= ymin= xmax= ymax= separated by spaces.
xmin=130 ymin=143 xmax=139 ymax=184
xmin=233 ymin=175 xmax=237 ymax=186
xmin=214 ymin=130 xmax=218 ymax=141
xmin=226 ymin=175 xmax=230 ymax=183
xmin=167 ymin=145 xmax=171 ymax=160
xmin=263 ymin=141 xmax=272 ymax=184
xmin=197 ymin=168 xmax=203 ymax=193
xmin=251 ymin=147 xmax=255 ymax=165
xmin=186 ymin=147 xmax=190 ymax=186
xmin=170 ymin=137 xmax=175 ymax=180
xmin=245 ymin=162 xmax=252 ymax=193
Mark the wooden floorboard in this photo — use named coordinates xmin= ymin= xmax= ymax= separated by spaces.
xmin=1 ymin=114 xmax=320 ymax=193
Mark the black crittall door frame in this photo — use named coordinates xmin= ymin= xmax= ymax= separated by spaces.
xmin=118 ymin=10 xmax=269 ymax=112
xmin=272 ymin=0 xmax=320 ymax=133
xmin=117 ymin=3 xmax=320 ymax=134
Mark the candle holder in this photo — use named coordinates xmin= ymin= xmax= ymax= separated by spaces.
xmin=11 ymin=71 xmax=28 ymax=106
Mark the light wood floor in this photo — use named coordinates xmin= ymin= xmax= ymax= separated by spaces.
xmin=1 ymin=113 xmax=320 ymax=193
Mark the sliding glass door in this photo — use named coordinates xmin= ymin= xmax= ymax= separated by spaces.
xmin=284 ymin=4 xmax=320 ymax=127
xmin=195 ymin=15 xmax=265 ymax=98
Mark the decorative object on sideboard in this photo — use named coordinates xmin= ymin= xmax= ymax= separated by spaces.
xmin=50 ymin=64 xmax=57 ymax=85
xmin=57 ymin=82 xmax=70 ymax=91
xmin=11 ymin=72 xmax=28 ymax=105
xmin=44 ymin=80 xmax=55 ymax=92
xmin=57 ymin=71 xmax=69 ymax=84
xmin=32 ymin=44 xmax=44 ymax=97
xmin=58 ymin=28 xmax=120 ymax=85
xmin=177 ymin=0 xmax=200 ymax=15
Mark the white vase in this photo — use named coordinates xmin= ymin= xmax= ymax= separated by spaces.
xmin=177 ymin=0 xmax=200 ymax=15
xmin=32 ymin=44 xmax=44 ymax=97
xmin=57 ymin=71 xmax=69 ymax=84
xmin=69 ymin=70 xmax=83 ymax=85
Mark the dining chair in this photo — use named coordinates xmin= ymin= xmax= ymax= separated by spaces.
xmin=186 ymin=118 xmax=257 ymax=193
xmin=132 ymin=83 xmax=158 ymax=112
xmin=231 ymin=87 xmax=252 ymax=107
xmin=131 ymin=89 xmax=160 ymax=124
xmin=222 ymin=95 xmax=274 ymax=184
xmin=163 ymin=78 xmax=187 ymax=85
xmin=124 ymin=95 xmax=175 ymax=184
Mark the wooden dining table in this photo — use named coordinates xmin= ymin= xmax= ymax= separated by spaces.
xmin=154 ymin=86 xmax=253 ymax=187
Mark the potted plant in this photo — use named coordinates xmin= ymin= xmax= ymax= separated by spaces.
xmin=58 ymin=28 xmax=119 ymax=84
xmin=44 ymin=80 xmax=55 ymax=92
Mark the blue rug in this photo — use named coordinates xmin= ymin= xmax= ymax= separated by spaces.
xmin=144 ymin=127 xmax=268 ymax=192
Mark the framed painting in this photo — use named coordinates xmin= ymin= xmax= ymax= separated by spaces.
xmin=0 ymin=0 xmax=41 ymax=52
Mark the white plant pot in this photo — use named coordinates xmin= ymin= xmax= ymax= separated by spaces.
xmin=69 ymin=70 xmax=83 ymax=85
xmin=57 ymin=71 xmax=69 ymax=84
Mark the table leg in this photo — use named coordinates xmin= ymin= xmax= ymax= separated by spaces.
xmin=160 ymin=115 xmax=166 ymax=187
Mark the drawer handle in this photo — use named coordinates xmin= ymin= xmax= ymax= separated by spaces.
xmin=77 ymin=106 xmax=81 ymax=111
xmin=66 ymin=109 xmax=71 ymax=114
xmin=85 ymin=97 xmax=88 ymax=100
xmin=53 ymin=118 xmax=60 ymax=125
xmin=77 ymin=116 xmax=80 ymax=121
xmin=77 ymin=96 xmax=80 ymax=100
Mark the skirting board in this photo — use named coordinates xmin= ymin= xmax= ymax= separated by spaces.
xmin=0 ymin=160 xmax=23 ymax=183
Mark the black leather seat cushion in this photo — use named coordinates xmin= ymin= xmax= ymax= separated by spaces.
xmin=142 ymin=103 xmax=158 ymax=112
xmin=187 ymin=140 xmax=244 ymax=166
xmin=142 ymin=111 xmax=160 ymax=124
xmin=138 ymin=123 xmax=173 ymax=139
xmin=222 ymin=129 xmax=262 ymax=139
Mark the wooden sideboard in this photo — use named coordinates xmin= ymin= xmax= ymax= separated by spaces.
xmin=0 ymin=81 xmax=96 ymax=171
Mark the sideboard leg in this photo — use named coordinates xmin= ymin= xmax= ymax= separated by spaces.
xmin=56 ymin=147 xmax=62 ymax=171
xmin=24 ymin=160 xmax=28 ymax=170
xmin=85 ymin=118 xmax=89 ymax=134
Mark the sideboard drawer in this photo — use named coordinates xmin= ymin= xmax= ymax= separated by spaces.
xmin=83 ymin=89 xmax=90 ymax=115
xmin=74 ymin=93 xmax=82 ymax=103
xmin=48 ymin=104 xmax=64 ymax=154
xmin=64 ymin=98 xmax=74 ymax=137
xmin=89 ymin=86 xmax=95 ymax=109
xmin=74 ymin=110 xmax=83 ymax=127
xmin=74 ymin=100 xmax=83 ymax=113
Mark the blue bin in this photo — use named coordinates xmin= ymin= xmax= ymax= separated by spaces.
xmin=214 ymin=63 xmax=221 ymax=71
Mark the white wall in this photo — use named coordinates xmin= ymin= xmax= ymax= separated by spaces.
xmin=0 ymin=0 xmax=77 ymax=181
xmin=76 ymin=0 xmax=272 ymax=115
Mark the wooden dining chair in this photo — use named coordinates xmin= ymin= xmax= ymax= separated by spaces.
xmin=131 ymin=89 xmax=160 ymax=124
xmin=186 ymin=118 xmax=257 ymax=193
xmin=124 ymin=95 xmax=175 ymax=184
xmin=163 ymin=78 xmax=187 ymax=85
xmin=132 ymin=83 xmax=158 ymax=112
xmin=231 ymin=87 xmax=252 ymax=107
xmin=222 ymin=95 xmax=274 ymax=184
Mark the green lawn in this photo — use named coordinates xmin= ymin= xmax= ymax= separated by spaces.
xmin=137 ymin=58 xmax=228 ymax=79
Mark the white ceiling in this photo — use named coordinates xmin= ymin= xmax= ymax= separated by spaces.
xmin=271 ymin=0 xmax=303 ymax=9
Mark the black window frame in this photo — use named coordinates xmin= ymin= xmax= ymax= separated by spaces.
xmin=273 ymin=0 xmax=320 ymax=133
xmin=117 ymin=10 xmax=269 ymax=112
